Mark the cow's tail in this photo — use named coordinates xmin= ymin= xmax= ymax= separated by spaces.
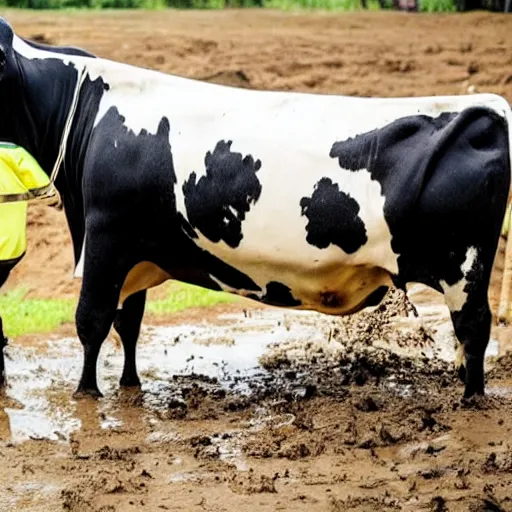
xmin=499 ymin=103 xmax=512 ymax=236
xmin=496 ymin=99 xmax=512 ymax=324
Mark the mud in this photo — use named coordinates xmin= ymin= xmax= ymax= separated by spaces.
xmin=0 ymin=8 xmax=512 ymax=512
xmin=2 ymin=288 xmax=512 ymax=511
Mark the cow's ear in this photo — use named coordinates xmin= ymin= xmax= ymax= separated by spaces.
xmin=0 ymin=18 xmax=15 ymax=82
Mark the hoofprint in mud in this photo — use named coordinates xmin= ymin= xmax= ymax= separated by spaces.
xmin=0 ymin=16 xmax=511 ymax=399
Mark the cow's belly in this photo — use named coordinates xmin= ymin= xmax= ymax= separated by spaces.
xmin=220 ymin=261 xmax=393 ymax=315
xmin=117 ymin=258 xmax=392 ymax=315
xmin=184 ymin=224 xmax=394 ymax=314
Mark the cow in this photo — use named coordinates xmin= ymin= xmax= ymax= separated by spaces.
xmin=0 ymin=17 xmax=510 ymax=400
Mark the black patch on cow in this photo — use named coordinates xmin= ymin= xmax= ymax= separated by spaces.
xmin=362 ymin=286 xmax=389 ymax=308
xmin=328 ymin=107 xmax=510 ymax=291
xmin=320 ymin=291 xmax=342 ymax=309
xmin=86 ymin=108 xmax=262 ymax=294
xmin=329 ymin=112 xmax=457 ymax=178
xmin=87 ymin=106 xmax=176 ymax=218
xmin=261 ymin=281 xmax=301 ymax=307
xmin=182 ymin=140 xmax=262 ymax=248
xmin=247 ymin=281 xmax=301 ymax=307
xmin=300 ymin=177 xmax=367 ymax=254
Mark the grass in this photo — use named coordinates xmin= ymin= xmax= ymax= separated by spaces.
xmin=0 ymin=288 xmax=76 ymax=338
xmin=264 ymin=0 xmax=383 ymax=10
xmin=146 ymin=282 xmax=237 ymax=315
xmin=0 ymin=282 xmax=238 ymax=338
xmin=419 ymin=0 xmax=455 ymax=11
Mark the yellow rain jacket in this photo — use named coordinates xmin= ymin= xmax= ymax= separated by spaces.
xmin=0 ymin=143 xmax=50 ymax=262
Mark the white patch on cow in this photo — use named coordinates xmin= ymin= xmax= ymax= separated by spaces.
xmin=74 ymin=235 xmax=86 ymax=278
xmin=171 ymin=130 xmax=397 ymax=313
xmin=10 ymin=36 xmax=512 ymax=311
xmin=12 ymin=34 xmax=512 ymax=144
xmin=93 ymin=86 xmax=166 ymax=136
xmin=12 ymin=35 xmax=73 ymax=66
xmin=439 ymin=246 xmax=478 ymax=313
xmin=114 ymin=140 xmax=118 ymax=148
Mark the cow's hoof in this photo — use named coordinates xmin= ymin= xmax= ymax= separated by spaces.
xmin=73 ymin=387 xmax=103 ymax=399
xmin=463 ymin=383 xmax=484 ymax=400
xmin=461 ymin=391 xmax=486 ymax=409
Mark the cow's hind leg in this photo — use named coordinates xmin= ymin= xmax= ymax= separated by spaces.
xmin=440 ymin=248 xmax=492 ymax=398
xmin=113 ymin=290 xmax=146 ymax=388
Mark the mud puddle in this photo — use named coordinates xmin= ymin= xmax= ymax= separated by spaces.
xmin=0 ymin=286 xmax=502 ymax=445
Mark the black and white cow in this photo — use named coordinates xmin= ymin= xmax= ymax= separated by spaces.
xmin=0 ymin=17 xmax=510 ymax=399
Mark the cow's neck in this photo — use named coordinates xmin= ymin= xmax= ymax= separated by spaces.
xmin=13 ymin=54 xmax=80 ymax=180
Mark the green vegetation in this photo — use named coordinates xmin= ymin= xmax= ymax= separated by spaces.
xmin=264 ymin=0 xmax=383 ymax=11
xmin=418 ymin=0 xmax=455 ymax=11
xmin=0 ymin=288 xmax=76 ymax=338
xmin=0 ymin=283 xmax=237 ymax=338
xmin=0 ymin=0 xmax=460 ymax=11
xmin=146 ymin=282 xmax=237 ymax=315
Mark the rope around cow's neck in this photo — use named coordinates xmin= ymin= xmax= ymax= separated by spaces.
xmin=0 ymin=66 xmax=88 ymax=205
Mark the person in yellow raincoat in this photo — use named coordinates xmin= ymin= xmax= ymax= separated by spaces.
xmin=0 ymin=142 xmax=50 ymax=386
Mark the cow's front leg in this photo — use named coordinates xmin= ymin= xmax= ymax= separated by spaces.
xmin=75 ymin=296 xmax=118 ymax=398
xmin=113 ymin=290 xmax=146 ymax=388
xmin=74 ymin=242 xmax=129 ymax=399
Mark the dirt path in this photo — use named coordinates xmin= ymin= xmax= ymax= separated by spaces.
xmin=1 ymin=9 xmax=512 ymax=511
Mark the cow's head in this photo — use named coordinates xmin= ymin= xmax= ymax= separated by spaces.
xmin=0 ymin=17 xmax=77 ymax=170
xmin=0 ymin=17 xmax=100 ymax=168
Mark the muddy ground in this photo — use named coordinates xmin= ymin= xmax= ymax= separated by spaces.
xmin=1 ymin=9 xmax=512 ymax=511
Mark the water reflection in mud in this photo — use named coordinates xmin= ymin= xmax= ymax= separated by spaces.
xmin=0 ymin=309 xmax=315 ymax=443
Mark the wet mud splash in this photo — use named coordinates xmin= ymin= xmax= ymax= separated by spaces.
xmin=1 ymin=287 xmax=512 ymax=511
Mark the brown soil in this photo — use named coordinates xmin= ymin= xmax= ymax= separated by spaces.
xmin=1 ymin=9 xmax=512 ymax=512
